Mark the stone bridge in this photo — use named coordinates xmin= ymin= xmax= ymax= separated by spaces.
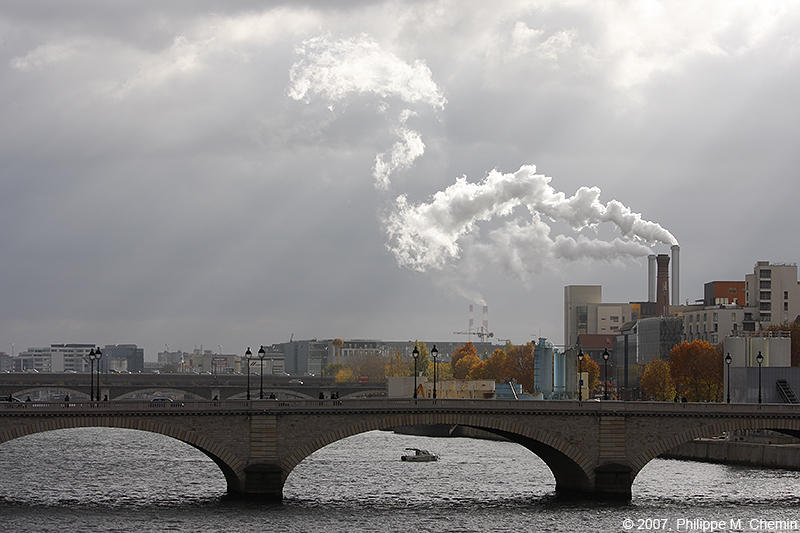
xmin=2 ymin=399 xmax=799 ymax=501
xmin=0 ymin=373 xmax=383 ymax=401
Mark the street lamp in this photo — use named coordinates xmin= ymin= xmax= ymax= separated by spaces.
xmin=725 ymin=353 xmax=732 ymax=404
xmin=602 ymin=348 xmax=610 ymax=400
xmin=258 ymin=345 xmax=266 ymax=400
xmin=756 ymin=351 xmax=764 ymax=404
xmin=95 ymin=347 xmax=102 ymax=401
xmin=412 ymin=345 xmax=419 ymax=399
xmin=578 ymin=350 xmax=584 ymax=402
xmin=431 ymin=345 xmax=439 ymax=400
xmin=85 ymin=348 xmax=97 ymax=402
xmin=245 ymin=347 xmax=252 ymax=400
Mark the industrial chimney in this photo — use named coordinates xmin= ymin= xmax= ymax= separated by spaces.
xmin=671 ymin=245 xmax=680 ymax=307
xmin=656 ymin=254 xmax=670 ymax=316
xmin=648 ymin=254 xmax=656 ymax=303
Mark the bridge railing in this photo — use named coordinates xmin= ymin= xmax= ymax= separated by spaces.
xmin=2 ymin=398 xmax=799 ymax=415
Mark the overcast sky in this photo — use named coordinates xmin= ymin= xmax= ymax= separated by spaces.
xmin=2 ymin=1 xmax=799 ymax=361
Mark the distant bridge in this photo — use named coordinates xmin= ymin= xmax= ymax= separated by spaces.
xmin=2 ymin=399 xmax=799 ymax=501
xmin=0 ymin=373 xmax=383 ymax=401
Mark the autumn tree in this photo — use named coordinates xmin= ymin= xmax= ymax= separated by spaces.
xmin=450 ymin=342 xmax=477 ymax=373
xmin=581 ymin=357 xmax=600 ymax=395
xmin=414 ymin=341 xmax=432 ymax=378
xmin=335 ymin=367 xmax=354 ymax=383
xmin=640 ymin=359 xmax=676 ymax=401
xmin=435 ymin=359 xmax=454 ymax=381
xmin=505 ymin=343 xmax=535 ymax=393
xmin=454 ymin=352 xmax=481 ymax=379
xmin=350 ymin=353 xmax=386 ymax=383
xmin=384 ymin=349 xmax=409 ymax=377
xmin=669 ymin=340 xmax=723 ymax=402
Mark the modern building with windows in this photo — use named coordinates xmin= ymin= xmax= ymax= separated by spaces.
xmin=745 ymin=261 xmax=800 ymax=325
xmin=101 ymin=344 xmax=144 ymax=373
xmin=677 ymin=305 xmax=759 ymax=344
xmin=704 ymin=281 xmax=746 ymax=306
xmin=15 ymin=344 xmax=95 ymax=373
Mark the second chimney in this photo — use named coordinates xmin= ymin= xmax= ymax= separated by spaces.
xmin=656 ymin=254 xmax=670 ymax=316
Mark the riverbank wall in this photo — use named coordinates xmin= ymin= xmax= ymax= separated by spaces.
xmin=661 ymin=439 xmax=800 ymax=470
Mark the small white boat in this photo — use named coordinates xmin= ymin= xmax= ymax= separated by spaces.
xmin=401 ymin=448 xmax=438 ymax=462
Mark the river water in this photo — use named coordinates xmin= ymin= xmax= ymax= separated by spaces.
xmin=1 ymin=428 xmax=799 ymax=532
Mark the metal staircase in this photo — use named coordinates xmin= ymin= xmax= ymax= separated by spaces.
xmin=776 ymin=379 xmax=799 ymax=403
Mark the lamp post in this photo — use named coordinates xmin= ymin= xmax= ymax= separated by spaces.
xmin=578 ymin=350 xmax=584 ymax=402
xmin=725 ymin=353 xmax=732 ymax=404
xmin=245 ymin=347 xmax=252 ymax=400
xmin=431 ymin=345 xmax=439 ymax=400
xmin=412 ymin=345 xmax=419 ymax=399
xmin=85 ymin=348 xmax=96 ymax=402
xmin=756 ymin=351 xmax=764 ymax=404
xmin=95 ymin=348 xmax=102 ymax=401
xmin=258 ymin=345 xmax=266 ymax=400
xmin=602 ymin=348 xmax=610 ymax=401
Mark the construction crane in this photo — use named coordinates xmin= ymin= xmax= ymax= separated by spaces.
xmin=452 ymin=327 xmax=494 ymax=342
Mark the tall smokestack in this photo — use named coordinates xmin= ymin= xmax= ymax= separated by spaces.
xmin=482 ymin=305 xmax=489 ymax=339
xmin=648 ymin=254 xmax=656 ymax=303
xmin=656 ymin=254 xmax=670 ymax=316
xmin=671 ymin=245 xmax=680 ymax=307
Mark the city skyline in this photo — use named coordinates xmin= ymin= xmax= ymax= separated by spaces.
xmin=2 ymin=2 xmax=799 ymax=361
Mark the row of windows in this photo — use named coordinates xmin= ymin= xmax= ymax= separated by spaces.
xmin=687 ymin=311 xmax=732 ymax=323
xmin=758 ymin=290 xmax=790 ymax=301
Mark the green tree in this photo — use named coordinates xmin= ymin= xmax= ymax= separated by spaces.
xmin=640 ymin=359 xmax=676 ymax=401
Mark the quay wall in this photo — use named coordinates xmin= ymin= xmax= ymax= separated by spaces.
xmin=661 ymin=439 xmax=800 ymax=470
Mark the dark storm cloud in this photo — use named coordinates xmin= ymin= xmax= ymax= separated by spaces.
xmin=2 ymin=1 xmax=799 ymax=358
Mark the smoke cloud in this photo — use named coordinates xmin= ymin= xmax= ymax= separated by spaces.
xmin=372 ymin=110 xmax=425 ymax=190
xmin=384 ymin=164 xmax=677 ymax=276
xmin=288 ymin=34 xmax=444 ymax=189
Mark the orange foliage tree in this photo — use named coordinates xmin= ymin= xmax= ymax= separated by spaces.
xmin=669 ymin=340 xmax=723 ymax=402
xmin=640 ymin=359 xmax=676 ymax=401
xmin=580 ymin=357 xmax=600 ymax=395
xmin=454 ymin=352 xmax=480 ymax=379
xmin=450 ymin=342 xmax=477 ymax=373
xmin=505 ymin=343 xmax=535 ymax=394
xmin=469 ymin=349 xmax=514 ymax=381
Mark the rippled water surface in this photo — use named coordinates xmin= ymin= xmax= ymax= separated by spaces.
xmin=2 ymin=428 xmax=800 ymax=532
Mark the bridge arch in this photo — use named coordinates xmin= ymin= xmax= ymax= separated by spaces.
xmin=0 ymin=416 xmax=247 ymax=494
xmin=278 ymin=412 xmax=593 ymax=495
xmin=112 ymin=389 xmax=207 ymax=401
xmin=630 ymin=416 xmax=800 ymax=484
xmin=11 ymin=387 xmax=89 ymax=401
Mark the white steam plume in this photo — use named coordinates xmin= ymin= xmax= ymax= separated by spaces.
xmin=288 ymin=34 xmax=446 ymax=108
xmin=384 ymin=164 xmax=677 ymax=274
xmin=372 ymin=110 xmax=425 ymax=190
xmin=288 ymin=34 xmax=444 ymax=188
